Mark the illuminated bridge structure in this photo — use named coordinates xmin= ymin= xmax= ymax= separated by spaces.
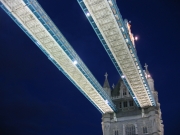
xmin=0 ymin=0 xmax=117 ymax=113
xmin=78 ymin=0 xmax=156 ymax=108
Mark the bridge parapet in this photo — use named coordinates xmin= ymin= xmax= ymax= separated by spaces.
xmin=0 ymin=0 xmax=116 ymax=113
xmin=78 ymin=0 xmax=156 ymax=108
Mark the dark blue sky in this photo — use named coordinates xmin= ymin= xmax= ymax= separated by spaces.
xmin=0 ymin=0 xmax=180 ymax=135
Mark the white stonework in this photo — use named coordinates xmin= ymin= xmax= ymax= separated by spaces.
xmin=102 ymin=69 xmax=164 ymax=135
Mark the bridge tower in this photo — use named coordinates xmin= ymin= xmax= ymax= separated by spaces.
xmin=102 ymin=65 xmax=164 ymax=135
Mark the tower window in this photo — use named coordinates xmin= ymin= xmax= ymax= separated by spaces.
xmin=115 ymin=130 xmax=119 ymax=135
xmin=125 ymin=124 xmax=135 ymax=135
xmin=123 ymin=101 xmax=127 ymax=107
xmin=119 ymin=102 xmax=122 ymax=108
xmin=143 ymin=127 xmax=148 ymax=134
xmin=129 ymin=101 xmax=134 ymax=106
xmin=123 ymin=89 xmax=127 ymax=95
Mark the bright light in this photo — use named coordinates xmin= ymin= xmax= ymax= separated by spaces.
xmin=73 ymin=60 xmax=77 ymax=65
xmin=147 ymin=75 xmax=151 ymax=78
xmin=105 ymin=100 xmax=109 ymax=104
xmin=36 ymin=41 xmax=41 ymax=45
xmin=121 ymin=27 xmax=124 ymax=32
xmin=108 ymin=0 xmax=113 ymax=6
xmin=86 ymin=12 xmax=90 ymax=17
xmin=121 ymin=75 xmax=125 ymax=78
xmin=135 ymin=36 xmax=138 ymax=41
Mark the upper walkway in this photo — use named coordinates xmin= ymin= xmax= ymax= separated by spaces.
xmin=0 ymin=0 xmax=116 ymax=113
xmin=78 ymin=0 xmax=156 ymax=108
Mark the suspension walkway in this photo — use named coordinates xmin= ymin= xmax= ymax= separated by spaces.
xmin=0 ymin=0 xmax=116 ymax=113
xmin=78 ymin=0 xmax=156 ymax=108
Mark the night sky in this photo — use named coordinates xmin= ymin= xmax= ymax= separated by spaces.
xmin=0 ymin=0 xmax=180 ymax=135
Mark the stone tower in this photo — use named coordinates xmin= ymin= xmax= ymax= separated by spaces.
xmin=102 ymin=64 xmax=164 ymax=135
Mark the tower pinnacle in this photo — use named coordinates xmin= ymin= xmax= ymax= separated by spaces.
xmin=103 ymin=72 xmax=111 ymax=97
xmin=105 ymin=72 xmax=108 ymax=79
xmin=144 ymin=63 xmax=148 ymax=71
xmin=112 ymin=84 xmax=115 ymax=89
xmin=144 ymin=63 xmax=152 ymax=79
xmin=103 ymin=72 xmax=110 ymax=89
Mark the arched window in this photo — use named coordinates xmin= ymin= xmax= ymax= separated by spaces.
xmin=125 ymin=124 xmax=135 ymax=135
xmin=123 ymin=89 xmax=127 ymax=96
xmin=123 ymin=101 xmax=127 ymax=107
xmin=114 ymin=130 xmax=119 ymax=135
xmin=119 ymin=102 xmax=122 ymax=108
xmin=143 ymin=127 xmax=148 ymax=133
xmin=129 ymin=101 xmax=134 ymax=106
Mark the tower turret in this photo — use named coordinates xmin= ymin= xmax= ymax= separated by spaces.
xmin=103 ymin=73 xmax=111 ymax=97
xmin=101 ymin=65 xmax=164 ymax=135
xmin=145 ymin=63 xmax=154 ymax=92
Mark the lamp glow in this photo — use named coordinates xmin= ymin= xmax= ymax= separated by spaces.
xmin=86 ymin=12 xmax=90 ymax=17
xmin=73 ymin=60 xmax=77 ymax=65
xmin=105 ymin=100 xmax=109 ymax=104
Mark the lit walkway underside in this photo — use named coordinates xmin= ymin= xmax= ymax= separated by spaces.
xmin=0 ymin=0 xmax=116 ymax=113
xmin=78 ymin=0 xmax=156 ymax=108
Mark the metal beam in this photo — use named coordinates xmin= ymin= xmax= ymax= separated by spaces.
xmin=77 ymin=0 xmax=156 ymax=108
xmin=0 ymin=0 xmax=116 ymax=113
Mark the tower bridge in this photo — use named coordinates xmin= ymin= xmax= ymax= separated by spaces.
xmin=0 ymin=0 xmax=116 ymax=113
xmin=0 ymin=0 xmax=156 ymax=113
xmin=77 ymin=0 xmax=156 ymax=108
xmin=1 ymin=0 xmax=164 ymax=134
